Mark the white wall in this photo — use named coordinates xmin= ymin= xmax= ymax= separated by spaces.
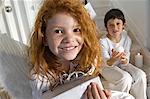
xmin=111 ymin=0 xmax=149 ymax=48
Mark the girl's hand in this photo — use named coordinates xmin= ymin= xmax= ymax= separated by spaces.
xmin=82 ymin=82 xmax=111 ymax=99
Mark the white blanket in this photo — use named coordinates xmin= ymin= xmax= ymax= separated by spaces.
xmin=0 ymin=34 xmax=32 ymax=99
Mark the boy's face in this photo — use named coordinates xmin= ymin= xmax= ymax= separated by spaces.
xmin=45 ymin=12 xmax=83 ymax=61
xmin=106 ymin=18 xmax=124 ymax=38
xmin=81 ymin=0 xmax=86 ymax=5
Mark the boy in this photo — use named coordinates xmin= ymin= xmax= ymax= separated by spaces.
xmin=100 ymin=8 xmax=147 ymax=99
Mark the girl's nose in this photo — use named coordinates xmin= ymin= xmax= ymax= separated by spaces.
xmin=63 ymin=31 xmax=74 ymax=43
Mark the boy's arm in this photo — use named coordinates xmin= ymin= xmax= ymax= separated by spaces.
xmin=100 ymin=39 xmax=120 ymax=66
xmin=99 ymin=39 xmax=110 ymax=59
xmin=124 ymin=35 xmax=132 ymax=64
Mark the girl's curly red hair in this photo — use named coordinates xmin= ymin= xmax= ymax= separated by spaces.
xmin=28 ymin=0 xmax=102 ymax=81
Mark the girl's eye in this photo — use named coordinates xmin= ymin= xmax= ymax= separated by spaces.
xmin=73 ymin=28 xmax=81 ymax=32
xmin=55 ymin=29 xmax=63 ymax=34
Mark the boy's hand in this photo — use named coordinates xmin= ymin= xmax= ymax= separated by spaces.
xmin=107 ymin=49 xmax=124 ymax=66
xmin=111 ymin=49 xmax=124 ymax=60
xmin=82 ymin=82 xmax=111 ymax=99
xmin=120 ymin=55 xmax=128 ymax=64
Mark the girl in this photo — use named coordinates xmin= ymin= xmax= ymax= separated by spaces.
xmin=28 ymin=0 xmax=106 ymax=98
xmin=100 ymin=8 xmax=147 ymax=99
xmin=28 ymin=0 xmax=133 ymax=99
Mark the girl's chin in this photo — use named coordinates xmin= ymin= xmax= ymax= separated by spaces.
xmin=58 ymin=46 xmax=82 ymax=60
xmin=59 ymin=53 xmax=78 ymax=61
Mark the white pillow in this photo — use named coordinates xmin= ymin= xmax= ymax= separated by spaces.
xmin=0 ymin=34 xmax=32 ymax=99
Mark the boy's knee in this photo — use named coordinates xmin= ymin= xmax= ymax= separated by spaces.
xmin=140 ymin=70 xmax=146 ymax=78
xmin=135 ymin=69 xmax=146 ymax=79
xmin=137 ymin=70 xmax=146 ymax=81
xmin=120 ymin=72 xmax=132 ymax=84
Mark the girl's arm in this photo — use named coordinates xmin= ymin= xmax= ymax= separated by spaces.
xmin=30 ymin=72 xmax=50 ymax=99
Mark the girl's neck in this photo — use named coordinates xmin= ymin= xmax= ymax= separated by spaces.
xmin=61 ymin=60 xmax=71 ymax=73
xmin=107 ymin=34 xmax=121 ymax=43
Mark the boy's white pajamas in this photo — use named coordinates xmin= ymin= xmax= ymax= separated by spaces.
xmin=100 ymin=31 xmax=147 ymax=99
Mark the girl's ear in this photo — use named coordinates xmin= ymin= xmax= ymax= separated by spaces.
xmin=42 ymin=35 xmax=48 ymax=46
xmin=44 ymin=39 xmax=48 ymax=46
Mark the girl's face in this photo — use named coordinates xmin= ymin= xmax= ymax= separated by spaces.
xmin=45 ymin=12 xmax=84 ymax=61
xmin=106 ymin=18 xmax=124 ymax=39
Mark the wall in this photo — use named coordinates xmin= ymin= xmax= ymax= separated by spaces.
xmin=0 ymin=0 xmax=36 ymax=44
xmin=148 ymin=0 xmax=150 ymax=50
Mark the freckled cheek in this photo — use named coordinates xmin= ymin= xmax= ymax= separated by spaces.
xmin=47 ymin=37 xmax=59 ymax=48
xmin=52 ymin=39 xmax=61 ymax=48
xmin=78 ymin=37 xmax=84 ymax=44
xmin=48 ymin=42 xmax=60 ymax=55
xmin=81 ymin=39 xmax=84 ymax=45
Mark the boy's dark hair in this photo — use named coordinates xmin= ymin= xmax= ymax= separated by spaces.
xmin=85 ymin=0 xmax=88 ymax=4
xmin=82 ymin=0 xmax=88 ymax=5
xmin=104 ymin=8 xmax=126 ymax=28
